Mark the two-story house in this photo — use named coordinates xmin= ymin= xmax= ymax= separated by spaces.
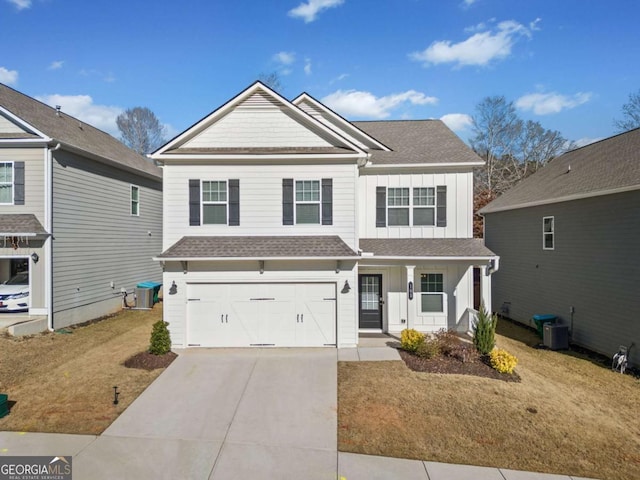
xmin=152 ymin=82 xmax=497 ymax=348
xmin=0 ymin=83 xmax=163 ymax=334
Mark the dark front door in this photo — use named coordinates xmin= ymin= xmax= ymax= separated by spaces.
xmin=359 ymin=274 xmax=383 ymax=329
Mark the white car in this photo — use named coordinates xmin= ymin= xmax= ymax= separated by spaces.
xmin=0 ymin=272 xmax=29 ymax=313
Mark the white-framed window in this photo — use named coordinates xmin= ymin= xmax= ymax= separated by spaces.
xmin=413 ymin=187 xmax=435 ymax=226
xmin=420 ymin=273 xmax=445 ymax=313
xmin=295 ymin=180 xmax=320 ymax=224
xmin=543 ymin=216 xmax=554 ymax=250
xmin=387 ymin=187 xmax=410 ymax=226
xmin=0 ymin=162 xmax=14 ymax=205
xmin=130 ymin=185 xmax=139 ymax=216
xmin=202 ymin=180 xmax=227 ymax=224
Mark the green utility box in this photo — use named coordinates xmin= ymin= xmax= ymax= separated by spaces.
xmin=136 ymin=281 xmax=162 ymax=304
xmin=532 ymin=314 xmax=557 ymax=338
xmin=0 ymin=393 xmax=9 ymax=418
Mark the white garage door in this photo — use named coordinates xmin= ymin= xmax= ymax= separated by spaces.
xmin=187 ymin=283 xmax=336 ymax=347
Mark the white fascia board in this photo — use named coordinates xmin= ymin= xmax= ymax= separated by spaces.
xmin=152 ymin=82 xmax=366 ymax=158
xmin=0 ymin=139 xmax=51 ymax=146
xmin=0 ymin=232 xmax=38 ymax=237
xmin=358 ymin=255 xmax=497 ymax=262
xmin=480 ymin=184 xmax=640 ymax=214
xmin=365 ymin=161 xmax=485 ymax=169
xmin=156 ymin=153 xmax=364 ymax=162
xmin=153 ymin=255 xmax=360 ymax=262
xmin=292 ymin=94 xmax=392 ymax=152
xmin=0 ymin=106 xmax=52 ymax=140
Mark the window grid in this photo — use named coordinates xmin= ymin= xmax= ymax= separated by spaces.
xmin=296 ymin=180 xmax=320 ymax=202
xmin=202 ymin=180 xmax=228 ymax=225
xmin=295 ymin=180 xmax=321 ymax=224
xmin=130 ymin=185 xmax=139 ymax=216
xmin=202 ymin=181 xmax=227 ymax=203
xmin=0 ymin=162 xmax=13 ymax=204
xmin=413 ymin=187 xmax=435 ymax=206
xmin=543 ymin=216 xmax=554 ymax=250
xmin=420 ymin=273 xmax=444 ymax=313
xmin=361 ymin=277 xmax=380 ymax=310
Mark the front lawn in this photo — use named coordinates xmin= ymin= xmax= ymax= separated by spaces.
xmin=0 ymin=305 xmax=171 ymax=434
xmin=338 ymin=321 xmax=640 ymax=480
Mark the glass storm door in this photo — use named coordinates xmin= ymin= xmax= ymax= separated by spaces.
xmin=358 ymin=274 xmax=383 ymax=329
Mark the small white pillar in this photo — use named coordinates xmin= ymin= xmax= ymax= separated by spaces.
xmin=406 ymin=265 xmax=415 ymax=329
xmin=481 ymin=265 xmax=492 ymax=313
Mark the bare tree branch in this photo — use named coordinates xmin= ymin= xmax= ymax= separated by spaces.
xmin=116 ymin=107 xmax=166 ymax=155
xmin=614 ymin=89 xmax=640 ymax=132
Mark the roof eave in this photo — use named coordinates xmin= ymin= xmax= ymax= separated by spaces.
xmin=155 ymin=153 xmax=365 ymax=162
xmin=154 ymin=255 xmax=360 ymax=262
xmin=359 ymin=255 xmax=497 ymax=261
xmin=365 ymin=161 xmax=485 ymax=169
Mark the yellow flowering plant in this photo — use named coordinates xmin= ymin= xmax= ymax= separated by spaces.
xmin=489 ymin=348 xmax=518 ymax=374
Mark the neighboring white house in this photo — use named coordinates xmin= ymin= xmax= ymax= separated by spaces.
xmin=151 ymin=82 xmax=497 ymax=348
xmin=481 ymin=128 xmax=640 ymax=366
xmin=0 ymin=83 xmax=163 ymax=333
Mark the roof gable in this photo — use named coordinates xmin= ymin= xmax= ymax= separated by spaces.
xmin=481 ymin=128 xmax=640 ymax=213
xmin=292 ymin=93 xmax=391 ymax=152
xmin=153 ymin=82 xmax=365 ymax=159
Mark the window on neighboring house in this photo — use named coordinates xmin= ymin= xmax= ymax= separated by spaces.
xmin=543 ymin=216 xmax=554 ymax=250
xmin=387 ymin=187 xmax=409 ymax=226
xmin=295 ymin=180 xmax=320 ymax=224
xmin=413 ymin=187 xmax=435 ymax=226
xmin=0 ymin=162 xmax=13 ymax=204
xmin=420 ymin=273 xmax=445 ymax=313
xmin=130 ymin=185 xmax=139 ymax=216
xmin=202 ymin=180 xmax=227 ymax=224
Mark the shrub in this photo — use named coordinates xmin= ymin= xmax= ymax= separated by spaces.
xmin=400 ymin=329 xmax=425 ymax=353
xmin=490 ymin=348 xmax=518 ymax=374
xmin=415 ymin=337 xmax=441 ymax=359
xmin=449 ymin=343 xmax=474 ymax=363
xmin=473 ymin=303 xmax=497 ymax=355
xmin=149 ymin=320 xmax=171 ymax=355
xmin=434 ymin=329 xmax=462 ymax=356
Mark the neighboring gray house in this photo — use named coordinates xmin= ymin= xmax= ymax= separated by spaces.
xmin=481 ymin=128 xmax=640 ymax=366
xmin=0 ymin=83 xmax=162 ymax=333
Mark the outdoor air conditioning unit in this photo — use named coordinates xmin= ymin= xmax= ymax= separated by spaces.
xmin=543 ymin=324 xmax=569 ymax=350
xmin=135 ymin=287 xmax=153 ymax=309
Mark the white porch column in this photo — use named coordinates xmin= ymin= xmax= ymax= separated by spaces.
xmin=481 ymin=265 xmax=492 ymax=313
xmin=406 ymin=265 xmax=415 ymax=329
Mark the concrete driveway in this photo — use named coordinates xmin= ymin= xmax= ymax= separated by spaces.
xmin=74 ymin=348 xmax=337 ymax=479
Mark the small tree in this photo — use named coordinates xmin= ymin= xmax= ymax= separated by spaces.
xmin=149 ymin=320 xmax=171 ymax=355
xmin=116 ymin=106 xmax=166 ymax=155
xmin=473 ymin=303 xmax=497 ymax=355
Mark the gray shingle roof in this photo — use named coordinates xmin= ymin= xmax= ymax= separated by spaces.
xmin=354 ymin=120 xmax=483 ymax=165
xmin=0 ymin=83 xmax=161 ymax=180
xmin=0 ymin=214 xmax=48 ymax=235
xmin=359 ymin=238 xmax=495 ymax=257
xmin=481 ymin=128 xmax=640 ymax=213
xmin=158 ymin=236 xmax=358 ymax=259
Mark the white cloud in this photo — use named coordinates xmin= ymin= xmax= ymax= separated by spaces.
xmin=304 ymin=58 xmax=312 ymax=75
xmin=273 ymin=51 xmax=296 ymax=65
xmin=461 ymin=0 xmax=478 ymax=7
xmin=7 ymin=0 xmax=31 ymax=10
xmin=515 ymin=91 xmax=592 ymax=115
xmin=0 ymin=67 xmax=18 ymax=85
xmin=410 ymin=19 xmax=535 ymax=68
xmin=48 ymin=61 xmax=64 ymax=71
xmin=36 ymin=94 xmax=123 ymax=136
xmin=321 ymin=89 xmax=437 ymax=119
xmin=288 ymin=0 xmax=344 ymax=23
xmin=572 ymin=137 xmax=601 ymax=149
xmin=440 ymin=113 xmax=473 ymax=132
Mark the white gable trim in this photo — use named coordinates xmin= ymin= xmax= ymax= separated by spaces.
xmin=152 ymin=82 xmax=366 ymax=158
xmin=0 ymin=106 xmax=52 ymax=141
xmin=292 ymin=93 xmax=391 ymax=152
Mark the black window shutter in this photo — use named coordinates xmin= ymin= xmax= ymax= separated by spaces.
xmin=229 ymin=179 xmax=240 ymax=226
xmin=436 ymin=185 xmax=447 ymax=227
xmin=321 ymin=178 xmax=333 ymax=225
xmin=188 ymin=179 xmax=200 ymax=226
xmin=283 ymin=178 xmax=294 ymax=225
xmin=14 ymin=161 xmax=24 ymax=205
xmin=376 ymin=186 xmax=386 ymax=227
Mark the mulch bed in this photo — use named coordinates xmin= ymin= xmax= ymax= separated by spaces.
xmin=124 ymin=351 xmax=177 ymax=370
xmin=398 ymin=349 xmax=521 ymax=383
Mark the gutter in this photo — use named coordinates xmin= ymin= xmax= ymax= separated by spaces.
xmin=45 ymin=143 xmax=59 ymax=331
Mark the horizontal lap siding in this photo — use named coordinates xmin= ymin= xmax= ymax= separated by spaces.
xmin=485 ymin=190 xmax=640 ymax=365
xmin=52 ymin=151 xmax=162 ymax=322
xmin=163 ymin=164 xmax=357 ymax=251
xmin=358 ymin=171 xmax=472 ymax=239
xmin=0 ymin=116 xmax=26 ymax=134
xmin=0 ymin=147 xmax=45 ymax=222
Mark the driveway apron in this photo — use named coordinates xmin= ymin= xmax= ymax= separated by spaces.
xmin=73 ymin=348 xmax=337 ymax=480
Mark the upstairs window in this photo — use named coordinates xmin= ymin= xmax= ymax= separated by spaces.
xmin=295 ymin=180 xmax=320 ymax=224
xmin=377 ymin=185 xmax=446 ymax=227
xmin=543 ymin=216 xmax=554 ymax=250
xmin=387 ymin=187 xmax=409 ymax=226
xmin=130 ymin=185 xmax=139 ymax=216
xmin=0 ymin=162 xmax=13 ymax=204
xmin=413 ymin=187 xmax=435 ymax=226
xmin=202 ymin=181 xmax=227 ymax=224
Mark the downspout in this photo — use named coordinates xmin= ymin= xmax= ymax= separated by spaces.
xmin=45 ymin=143 xmax=60 ymax=331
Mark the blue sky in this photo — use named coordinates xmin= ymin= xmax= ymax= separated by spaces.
xmin=1 ymin=0 xmax=639 ymax=146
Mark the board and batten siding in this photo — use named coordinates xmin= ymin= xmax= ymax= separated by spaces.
xmin=51 ymin=150 xmax=162 ymax=328
xmin=162 ymin=259 xmax=358 ymax=348
xmin=484 ymin=190 xmax=640 ymax=366
xmin=358 ymin=170 xmax=473 ymax=239
xmin=163 ymin=163 xmax=358 ymax=251
xmin=0 ymin=147 xmax=46 ymax=222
